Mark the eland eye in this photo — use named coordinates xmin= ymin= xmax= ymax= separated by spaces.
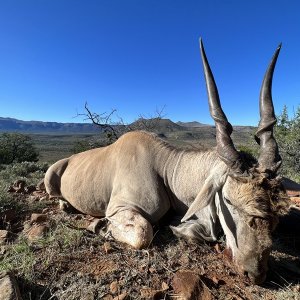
xmin=247 ymin=217 xmax=256 ymax=229
xmin=224 ymin=198 xmax=233 ymax=205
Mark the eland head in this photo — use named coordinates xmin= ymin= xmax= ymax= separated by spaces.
xmin=181 ymin=40 xmax=289 ymax=284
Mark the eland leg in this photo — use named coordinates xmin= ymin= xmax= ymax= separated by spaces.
xmin=107 ymin=209 xmax=153 ymax=249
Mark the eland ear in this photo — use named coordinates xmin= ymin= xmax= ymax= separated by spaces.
xmin=170 ymin=220 xmax=217 ymax=242
xmin=181 ymin=176 xmax=219 ymax=222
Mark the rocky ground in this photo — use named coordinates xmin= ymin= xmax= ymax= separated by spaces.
xmin=0 ymin=180 xmax=300 ymax=300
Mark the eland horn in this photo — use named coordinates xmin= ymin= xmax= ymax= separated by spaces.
xmin=200 ymin=39 xmax=244 ymax=175
xmin=255 ymin=44 xmax=282 ymax=173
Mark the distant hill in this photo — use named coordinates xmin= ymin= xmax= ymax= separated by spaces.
xmin=130 ymin=118 xmax=185 ymax=132
xmin=176 ymin=121 xmax=208 ymax=128
xmin=0 ymin=117 xmax=102 ymax=133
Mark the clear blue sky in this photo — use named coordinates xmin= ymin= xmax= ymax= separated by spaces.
xmin=0 ymin=0 xmax=299 ymax=125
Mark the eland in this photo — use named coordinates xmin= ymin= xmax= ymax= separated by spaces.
xmin=44 ymin=40 xmax=289 ymax=284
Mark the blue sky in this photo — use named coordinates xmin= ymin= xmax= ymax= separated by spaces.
xmin=0 ymin=1 xmax=299 ymax=125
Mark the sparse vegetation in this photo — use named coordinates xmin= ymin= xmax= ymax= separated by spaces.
xmin=0 ymin=161 xmax=48 ymax=213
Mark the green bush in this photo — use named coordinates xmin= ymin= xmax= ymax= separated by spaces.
xmin=0 ymin=133 xmax=39 ymax=164
xmin=275 ymin=105 xmax=300 ymax=182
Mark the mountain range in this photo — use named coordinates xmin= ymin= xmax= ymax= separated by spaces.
xmin=0 ymin=117 xmax=208 ymax=133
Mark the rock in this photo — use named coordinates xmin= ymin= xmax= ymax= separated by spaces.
xmin=172 ymin=270 xmax=212 ymax=300
xmin=104 ymin=242 xmax=113 ymax=254
xmin=26 ymin=224 xmax=48 ymax=241
xmin=0 ymin=230 xmax=9 ymax=244
xmin=110 ymin=281 xmax=118 ymax=294
xmin=0 ymin=245 xmax=8 ymax=255
xmin=161 ymin=282 xmax=169 ymax=291
xmin=0 ymin=271 xmax=22 ymax=300
xmin=30 ymin=213 xmax=47 ymax=224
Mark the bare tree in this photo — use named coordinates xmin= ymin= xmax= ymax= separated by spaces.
xmin=74 ymin=102 xmax=166 ymax=152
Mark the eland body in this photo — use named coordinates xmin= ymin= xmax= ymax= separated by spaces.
xmin=45 ymin=40 xmax=289 ymax=284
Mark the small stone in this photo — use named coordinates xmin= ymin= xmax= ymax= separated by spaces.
xmin=161 ymin=281 xmax=169 ymax=291
xmin=26 ymin=225 xmax=48 ymax=241
xmin=104 ymin=242 xmax=113 ymax=254
xmin=172 ymin=270 xmax=212 ymax=300
xmin=0 ymin=230 xmax=9 ymax=244
xmin=0 ymin=246 xmax=8 ymax=255
xmin=212 ymin=276 xmax=219 ymax=284
xmin=148 ymin=267 xmax=156 ymax=273
xmin=30 ymin=213 xmax=47 ymax=224
xmin=0 ymin=271 xmax=22 ymax=300
xmin=110 ymin=281 xmax=118 ymax=294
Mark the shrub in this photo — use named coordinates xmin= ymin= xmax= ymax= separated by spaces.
xmin=0 ymin=133 xmax=39 ymax=164
xmin=275 ymin=105 xmax=300 ymax=182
